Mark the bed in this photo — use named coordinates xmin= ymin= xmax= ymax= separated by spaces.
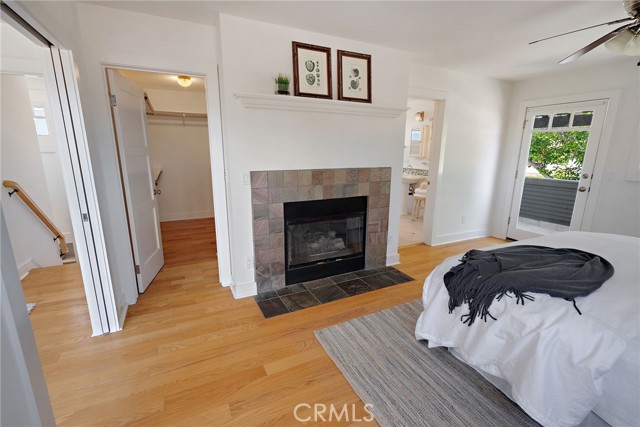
xmin=415 ymin=231 xmax=640 ymax=427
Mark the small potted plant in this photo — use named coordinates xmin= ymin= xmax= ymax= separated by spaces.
xmin=274 ymin=73 xmax=290 ymax=95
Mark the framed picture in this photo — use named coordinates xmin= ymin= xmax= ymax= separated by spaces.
xmin=337 ymin=50 xmax=371 ymax=103
xmin=292 ymin=42 xmax=332 ymax=99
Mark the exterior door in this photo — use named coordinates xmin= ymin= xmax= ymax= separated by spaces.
xmin=507 ymin=99 xmax=608 ymax=241
xmin=108 ymin=69 xmax=164 ymax=293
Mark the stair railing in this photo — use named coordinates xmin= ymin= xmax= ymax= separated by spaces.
xmin=2 ymin=180 xmax=69 ymax=256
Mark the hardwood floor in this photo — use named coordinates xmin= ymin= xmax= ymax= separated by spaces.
xmin=22 ymin=218 xmax=505 ymax=426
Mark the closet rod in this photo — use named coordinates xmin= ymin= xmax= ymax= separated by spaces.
xmin=143 ymin=92 xmax=206 ymax=119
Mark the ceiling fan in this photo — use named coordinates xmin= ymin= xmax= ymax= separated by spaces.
xmin=530 ymin=0 xmax=640 ymax=64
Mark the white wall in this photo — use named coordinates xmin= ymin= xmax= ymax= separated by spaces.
xmin=1 ymin=74 xmax=62 ymax=276
xmin=219 ymin=14 xmax=410 ymax=293
xmin=67 ymin=3 xmax=222 ymax=309
xmin=409 ymin=64 xmax=512 ymax=245
xmin=493 ymin=59 xmax=640 ymax=238
xmin=145 ymin=89 xmax=214 ymax=221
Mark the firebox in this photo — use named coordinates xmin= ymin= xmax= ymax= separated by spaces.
xmin=284 ymin=196 xmax=367 ymax=285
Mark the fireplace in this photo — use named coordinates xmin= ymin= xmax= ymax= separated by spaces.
xmin=284 ymin=196 xmax=367 ymax=285
xmin=250 ymin=167 xmax=391 ymax=295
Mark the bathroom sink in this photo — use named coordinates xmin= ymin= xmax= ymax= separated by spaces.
xmin=402 ymin=174 xmax=425 ymax=184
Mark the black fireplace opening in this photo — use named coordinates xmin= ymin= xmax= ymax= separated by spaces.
xmin=284 ymin=196 xmax=367 ymax=285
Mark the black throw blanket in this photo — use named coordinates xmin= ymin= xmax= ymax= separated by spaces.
xmin=444 ymin=245 xmax=614 ymax=326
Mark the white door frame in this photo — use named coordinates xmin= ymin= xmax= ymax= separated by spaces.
xmin=407 ymin=87 xmax=450 ymax=246
xmin=99 ymin=62 xmax=232 ymax=292
xmin=2 ymin=3 xmax=116 ymax=335
xmin=499 ymin=90 xmax=621 ymax=239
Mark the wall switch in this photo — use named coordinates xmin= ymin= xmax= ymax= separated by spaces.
xmin=245 ymin=256 xmax=253 ymax=269
xmin=242 ymin=172 xmax=250 ymax=185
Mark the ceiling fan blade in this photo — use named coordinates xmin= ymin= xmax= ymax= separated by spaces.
xmin=529 ymin=17 xmax=634 ymax=45
xmin=559 ymin=23 xmax=636 ymax=64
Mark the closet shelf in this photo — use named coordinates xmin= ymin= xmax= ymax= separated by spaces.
xmin=233 ymin=93 xmax=407 ymax=118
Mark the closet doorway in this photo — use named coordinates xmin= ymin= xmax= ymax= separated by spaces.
xmin=106 ymin=68 xmax=216 ymax=297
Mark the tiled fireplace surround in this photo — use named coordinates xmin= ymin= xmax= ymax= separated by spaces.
xmin=250 ymin=167 xmax=392 ymax=295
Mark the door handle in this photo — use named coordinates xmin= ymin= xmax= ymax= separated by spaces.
xmin=578 ymin=186 xmax=587 ymax=192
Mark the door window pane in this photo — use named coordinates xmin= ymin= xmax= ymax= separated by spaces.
xmin=572 ymin=111 xmax=594 ymax=127
xmin=533 ymin=115 xmax=550 ymax=129
xmin=551 ymin=113 xmax=571 ymax=128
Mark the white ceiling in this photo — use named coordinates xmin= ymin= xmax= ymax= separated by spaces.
xmin=88 ymin=1 xmax=635 ymax=81
xmin=117 ymin=68 xmax=206 ymax=93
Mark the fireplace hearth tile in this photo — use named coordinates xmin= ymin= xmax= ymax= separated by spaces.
xmin=251 ymin=171 xmax=268 ymax=188
xmin=280 ymin=291 xmax=321 ymax=312
xmin=270 ymin=262 xmax=285 ymax=276
xmin=255 ymin=267 xmax=414 ymax=318
xmin=361 ymin=273 xmax=396 ymax=289
xmin=337 ymin=278 xmax=373 ymax=296
xmin=378 ymin=194 xmax=390 ymax=207
xmin=369 ymin=182 xmax=381 ymax=195
xmin=254 ymin=290 xmax=278 ymax=302
xmin=353 ymin=269 xmax=380 ymax=278
xmin=277 ymin=283 xmax=306 ymax=296
xmin=309 ymin=284 xmax=349 ymax=304
xmin=358 ymin=182 xmax=370 ymax=196
xmin=303 ymin=277 xmax=334 ymax=290
xmin=269 ymin=248 xmax=285 ymax=263
xmin=384 ymin=269 xmax=415 ymax=284
xmin=311 ymin=185 xmax=324 ymax=199
xmin=370 ymin=168 xmax=381 ymax=182
xmin=329 ymin=272 xmax=357 ymax=284
xmin=344 ymin=183 xmax=358 ymax=197
xmin=269 ymin=233 xmax=284 ymax=248
xmin=257 ymin=297 xmax=290 ymax=318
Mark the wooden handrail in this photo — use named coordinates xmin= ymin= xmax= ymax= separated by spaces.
xmin=2 ymin=180 xmax=69 ymax=256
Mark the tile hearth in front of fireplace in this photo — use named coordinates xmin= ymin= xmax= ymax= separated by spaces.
xmin=254 ymin=266 xmax=414 ymax=318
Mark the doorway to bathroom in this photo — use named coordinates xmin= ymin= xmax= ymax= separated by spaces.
xmin=398 ymin=98 xmax=436 ymax=246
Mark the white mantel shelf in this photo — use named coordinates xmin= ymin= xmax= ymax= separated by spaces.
xmin=234 ymin=93 xmax=407 ymax=118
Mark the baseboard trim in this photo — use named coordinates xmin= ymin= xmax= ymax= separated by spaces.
xmin=386 ymin=253 xmax=400 ymax=266
xmin=159 ymin=211 xmax=214 ymax=222
xmin=230 ymin=281 xmax=257 ymax=299
xmin=431 ymin=229 xmax=489 ymax=246
xmin=18 ymin=258 xmax=40 ymax=280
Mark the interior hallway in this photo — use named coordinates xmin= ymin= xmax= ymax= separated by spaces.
xmin=22 ymin=217 xmax=505 ymax=426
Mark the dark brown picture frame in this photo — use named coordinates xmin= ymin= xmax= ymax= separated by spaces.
xmin=337 ymin=50 xmax=372 ymax=103
xmin=292 ymin=41 xmax=332 ymax=99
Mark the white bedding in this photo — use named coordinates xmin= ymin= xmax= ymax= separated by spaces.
xmin=415 ymin=232 xmax=640 ymax=427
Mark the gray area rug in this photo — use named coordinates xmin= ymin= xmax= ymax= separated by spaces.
xmin=315 ymin=300 xmax=540 ymax=427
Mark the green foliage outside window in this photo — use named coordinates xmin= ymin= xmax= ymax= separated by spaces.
xmin=528 ymin=131 xmax=589 ymax=181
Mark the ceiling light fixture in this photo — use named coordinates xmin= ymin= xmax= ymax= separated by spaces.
xmin=177 ymin=75 xmax=192 ymax=88
xmin=415 ymin=111 xmax=425 ymax=122
xmin=604 ymin=26 xmax=640 ymax=56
